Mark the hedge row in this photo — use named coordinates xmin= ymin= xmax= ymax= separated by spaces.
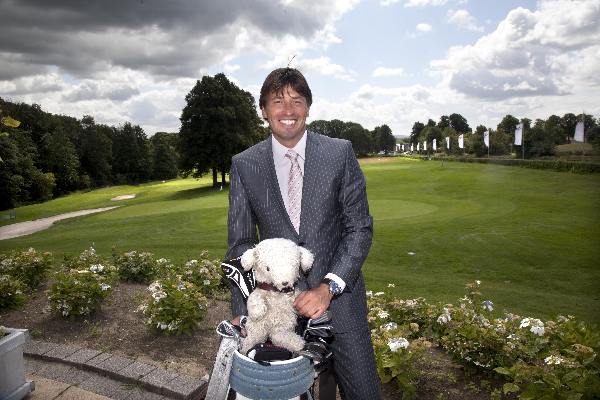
xmin=417 ymin=156 xmax=600 ymax=174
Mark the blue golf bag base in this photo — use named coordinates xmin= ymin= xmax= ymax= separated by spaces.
xmin=229 ymin=351 xmax=314 ymax=400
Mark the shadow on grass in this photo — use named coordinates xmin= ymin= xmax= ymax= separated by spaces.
xmin=167 ymin=185 xmax=225 ymax=200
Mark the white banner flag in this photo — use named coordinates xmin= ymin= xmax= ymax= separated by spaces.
xmin=433 ymin=138 xmax=437 ymax=151
xmin=574 ymin=121 xmax=584 ymax=142
xmin=446 ymin=136 xmax=450 ymax=149
xmin=484 ymin=130 xmax=489 ymax=148
xmin=417 ymin=142 xmax=420 ymax=151
xmin=458 ymin=134 xmax=464 ymax=149
xmin=410 ymin=143 xmax=414 ymax=152
xmin=514 ymin=123 xmax=523 ymax=145
xmin=423 ymin=141 xmax=427 ymax=151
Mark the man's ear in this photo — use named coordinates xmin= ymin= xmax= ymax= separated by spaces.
xmin=299 ymin=247 xmax=314 ymax=272
xmin=241 ymin=248 xmax=256 ymax=271
xmin=261 ymin=107 xmax=268 ymax=120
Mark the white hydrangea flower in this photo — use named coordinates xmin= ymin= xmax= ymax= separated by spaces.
xmin=373 ymin=291 xmax=385 ymax=297
xmin=185 ymin=260 xmax=198 ymax=267
xmin=203 ymin=279 xmax=211 ymax=286
xmin=482 ymin=300 xmax=494 ymax=312
xmin=100 ymin=283 xmax=111 ymax=291
xmin=475 ymin=280 xmax=481 ymax=285
xmin=199 ymin=267 xmax=209 ymax=274
xmin=519 ymin=318 xmax=531 ymax=329
xmin=152 ymin=291 xmax=167 ymax=302
xmin=382 ymin=322 xmax=398 ymax=331
xmin=388 ymin=337 xmax=409 ymax=352
xmin=366 ymin=290 xmax=373 ymax=297
xmin=377 ymin=310 xmax=389 ymax=319
xmin=544 ymin=355 xmax=564 ymax=365
xmin=387 ymin=283 xmax=395 ymax=288
xmin=148 ymin=282 xmax=162 ymax=293
xmin=530 ymin=324 xmax=545 ymax=336
xmin=437 ymin=307 xmax=452 ymax=324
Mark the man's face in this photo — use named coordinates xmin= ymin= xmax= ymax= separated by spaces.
xmin=261 ymin=85 xmax=309 ymax=148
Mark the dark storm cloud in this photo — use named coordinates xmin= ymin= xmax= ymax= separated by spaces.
xmin=0 ymin=0 xmax=321 ymax=80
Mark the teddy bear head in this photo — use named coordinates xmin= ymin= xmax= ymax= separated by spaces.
xmin=241 ymin=238 xmax=313 ymax=292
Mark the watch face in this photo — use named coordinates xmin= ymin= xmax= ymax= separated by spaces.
xmin=329 ymin=280 xmax=342 ymax=295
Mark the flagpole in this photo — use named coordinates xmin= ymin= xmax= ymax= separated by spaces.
xmin=522 ymin=128 xmax=525 ymax=160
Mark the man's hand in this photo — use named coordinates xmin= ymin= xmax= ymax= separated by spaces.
xmin=294 ymin=284 xmax=333 ymax=319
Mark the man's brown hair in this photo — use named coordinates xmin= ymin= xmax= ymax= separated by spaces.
xmin=259 ymin=68 xmax=313 ymax=109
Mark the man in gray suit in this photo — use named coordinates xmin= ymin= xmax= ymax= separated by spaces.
xmin=226 ymin=68 xmax=381 ymax=399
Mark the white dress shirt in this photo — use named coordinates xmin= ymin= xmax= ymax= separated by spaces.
xmin=271 ymin=133 xmax=346 ymax=291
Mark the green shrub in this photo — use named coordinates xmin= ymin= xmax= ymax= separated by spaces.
xmin=138 ymin=274 xmax=208 ymax=335
xmin=0 ymin=274 xmax=26 ymax=310
xmin=160 ymin=251 xmax=226 ymax=297
xmin=114 ymin=250 xmax=158 ymax=283
xmin=47 ymin=247 xmax=117 ymax=317
xmin=0 ymin=248 xmax=52 ymax=290
xmin=436 ymin=156 xmax=600 ymax=174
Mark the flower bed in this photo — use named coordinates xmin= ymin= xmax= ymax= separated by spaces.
xmin=368 ymin=281 xmax=600 ymax=399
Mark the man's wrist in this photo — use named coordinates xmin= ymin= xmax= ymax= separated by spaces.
xmin=321 ymin=278 xmax=343 ymax=298
xmin=319 ymin=283 xmax=334 ymax=300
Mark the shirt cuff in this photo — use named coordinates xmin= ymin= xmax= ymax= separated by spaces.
xmin=325 ymin=273 xmax=346 ymax=292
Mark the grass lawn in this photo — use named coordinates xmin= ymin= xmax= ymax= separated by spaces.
xmin=1 ymin=158 xmax=599 ymax=324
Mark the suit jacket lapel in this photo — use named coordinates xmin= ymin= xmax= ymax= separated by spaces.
xmin=259 ymin=135 xmax=298 ymax=236
xmin=299 ymin=132 xmax=319 ymax=237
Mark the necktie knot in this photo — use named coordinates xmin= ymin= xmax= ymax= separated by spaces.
xmin=285 ymin=149 xmax=299 ymax=163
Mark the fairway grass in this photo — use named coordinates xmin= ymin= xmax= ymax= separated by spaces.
xmin=1 ymin=159 xmax=599 ymax=324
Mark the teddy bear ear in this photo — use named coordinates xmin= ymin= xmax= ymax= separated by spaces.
xmin=299 ymin=247 xmax=314 ymax=272
xmin=240 ymin=248 xmax=256 ymax=271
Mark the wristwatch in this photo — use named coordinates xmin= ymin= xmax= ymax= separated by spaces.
xmin=322 ymin=278 xmax=343 ymax=297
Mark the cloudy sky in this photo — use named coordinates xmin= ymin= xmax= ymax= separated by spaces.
xmin=1 ymin=0 xmax=599 ymax=136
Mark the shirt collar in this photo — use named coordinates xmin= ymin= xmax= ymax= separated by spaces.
xmin=271 ymin=131 xmax=307 ymax=161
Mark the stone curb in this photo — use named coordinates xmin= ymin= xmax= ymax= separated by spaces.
xmin=24 ymin=340 xmax=208 ymax=400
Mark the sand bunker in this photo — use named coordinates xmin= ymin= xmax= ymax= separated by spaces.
xmin=0 ymin=207 xmax=119 ymax=240
xmin=111 ymin=194 xmax=136 ymax=201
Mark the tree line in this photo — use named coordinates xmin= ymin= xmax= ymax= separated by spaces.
xmin=408 ymin=113 xmax=600 ymax=158
xmin=0 ymin=100 xmax=180 ymax=210
xmin=1 ymin=73 xmax=400 ymax=211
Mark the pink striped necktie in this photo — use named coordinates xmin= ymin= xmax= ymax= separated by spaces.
xmin=285 ymin=149 xmax=303 ymax=233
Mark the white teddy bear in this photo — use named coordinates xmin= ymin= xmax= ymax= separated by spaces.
xmin=240 ymin=238 xmax=314 ymax=354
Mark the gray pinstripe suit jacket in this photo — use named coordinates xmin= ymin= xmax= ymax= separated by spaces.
xmin=226 ymin=131 xmax=373 ymax=333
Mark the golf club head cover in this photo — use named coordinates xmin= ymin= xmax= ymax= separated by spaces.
xmin=221 ymin=256 xmax=256 ymax=300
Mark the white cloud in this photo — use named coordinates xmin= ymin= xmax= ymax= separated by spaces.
xmin=405 ymin=0 xmax=448 ymax=7
xmin=372 ymin=67 xmax=405 ymax=77
xmin=416 ymin=23 xmax=433 ymax=32
xmin=224 ymin=64 xmax=241 ymax=73
xmin=432 ymin=0 xmax=600 ymax=100
xmin=447 ymin=9 xmax=484 ymax=32
xmin=380 ymin=0 xmax=447 ymax=6
xmin=298 ymin=56 xmax=356 ymax=81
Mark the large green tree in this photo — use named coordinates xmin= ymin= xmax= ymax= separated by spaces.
xmin=150 ymin=132 xmax=179 ymax=180
xmin=449 ymin=113 xmax=471 ymax=134
xmin=79 ymin=116 xmax=113 ymax=187
xmin=111 ymin=122 xmax=151 ymax=184
xmin=179 ymin=73 xmax=263 ymax=187
xmin=40 ymin=128 xmax=80 ymax=194
xmin=371 ymin=124 xmax=396 ymax=154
